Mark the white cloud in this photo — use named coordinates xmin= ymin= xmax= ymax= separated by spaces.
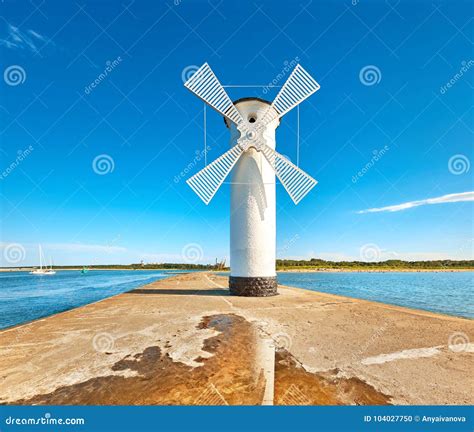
xmin=357 ymin=191 xmax=474 ymax=214
xmin=0 ymin=24 xmax=53 ymax=53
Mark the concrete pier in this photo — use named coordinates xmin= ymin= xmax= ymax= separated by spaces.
xmin=0 ymin=272 xmax=472 ymax=405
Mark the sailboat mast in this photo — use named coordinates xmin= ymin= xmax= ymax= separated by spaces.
xmin=39 ymin=245 xmax=42 ymax=270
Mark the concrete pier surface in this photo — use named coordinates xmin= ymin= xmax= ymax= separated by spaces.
xmin=1 ymin=272 xmax=472 ymax=405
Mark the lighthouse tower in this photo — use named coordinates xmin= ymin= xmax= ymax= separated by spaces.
xmin=225 ymin=98 xmax=280 ymax=296
xmin=183 ymin=63 xmax=320 ymax=297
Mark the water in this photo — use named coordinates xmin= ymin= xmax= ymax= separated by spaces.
xmin=277 ymin=271 xmax=474 ymax=319
xmin=0 ymin=270 xmax=187 ymax=329
xmin=1 ymin=270 xmax=472 ymax=329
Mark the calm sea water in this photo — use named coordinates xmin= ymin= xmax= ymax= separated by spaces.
xmin=0 ymin=270 xmax=186 ymax=329
xmin=0 ymin=270 xmax=472 ymax=329
xmin=278 ymin=271 xmax=474 ymax=319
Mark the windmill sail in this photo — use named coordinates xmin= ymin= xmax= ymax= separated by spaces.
xmin=260 ymin=64 xmax=320 ymax=126
xmin=184 ymin=63 xmax=244 ymax=126
xmin=186 ymin=144 xmax=243 ymax=204
xmin=261 ymin=146 xmax=317 ymax=205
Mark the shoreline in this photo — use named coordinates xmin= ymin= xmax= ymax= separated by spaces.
xmin=1 ymin=272 xmax=472 ymax=406
xmin=1 ymin=267 xmax=473 ymax=273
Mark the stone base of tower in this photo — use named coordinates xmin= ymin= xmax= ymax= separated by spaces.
xmin=229 ymin=276 xmax=278 ymax=297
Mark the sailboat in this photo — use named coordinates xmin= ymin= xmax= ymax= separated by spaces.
xmin=30 ymin=245 xmax=56 ymax=275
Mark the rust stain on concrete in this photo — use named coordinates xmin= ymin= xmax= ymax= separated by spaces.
xmin=11 ymin=314 xmax=265 ymax=405
xmin=274 ymin=350 xmax=391 ymax=405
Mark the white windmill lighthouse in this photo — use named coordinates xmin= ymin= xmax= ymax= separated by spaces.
xmin=184 ymin=63 xmax=320 ymax=296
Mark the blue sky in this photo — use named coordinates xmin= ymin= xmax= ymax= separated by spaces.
xmin=0 ymin=0 xmax=473 ymax=266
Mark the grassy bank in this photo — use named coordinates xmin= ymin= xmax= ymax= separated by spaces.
xmin=2 ymin=259 xmax=473 ymax=272
xmin=275 ymin=259 xmax=474 ymax=271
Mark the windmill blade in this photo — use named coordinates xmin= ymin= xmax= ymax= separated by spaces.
xmin=260 ymin=64 xmax=320 ymax=126
xmin=184 ymin=63 xmax=244 ymax=126
xmin=187 ymin=144 xmax=243 ymax=204
xmin=261 ymin=145 xmax=317 ymax=205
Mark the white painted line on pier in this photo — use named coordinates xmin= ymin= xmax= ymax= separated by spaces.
xmin=361 ymin=343 xmax=474 ymax=365
xmin=259 ymin=337 xmax=275 ymax=406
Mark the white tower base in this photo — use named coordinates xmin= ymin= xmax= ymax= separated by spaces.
xmin=225 ymin=98 xmax=280 ymax=296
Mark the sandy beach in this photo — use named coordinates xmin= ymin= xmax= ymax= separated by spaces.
xmin=0 ymin=272 xmax=472 ymax=405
